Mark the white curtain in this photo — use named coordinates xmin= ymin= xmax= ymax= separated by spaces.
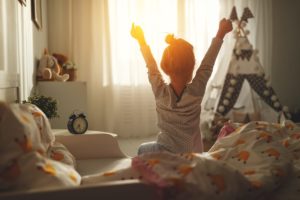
xmin=48 ymin=0 xmax=226 ymax=138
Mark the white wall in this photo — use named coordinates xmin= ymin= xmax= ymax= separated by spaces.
xmin=47 ymin=0 xmax=70 ymax=55
xmin=28 ymin=0 xmax=48 ymax=98
xmin=33 ymin=0 xmax=48 ymax=82
xmin=272 ymin=0 xmax=300 ymax=111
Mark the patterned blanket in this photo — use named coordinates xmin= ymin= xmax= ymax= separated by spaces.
xmin=82 ymin=121 xmax=300 ymax=200
xmin=0 ymin=103 xmax=81 ymax=191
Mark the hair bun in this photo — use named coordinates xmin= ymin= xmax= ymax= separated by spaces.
xmin=165 ymin=34 xmax=175 ymax=45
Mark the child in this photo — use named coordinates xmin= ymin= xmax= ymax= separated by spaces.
xmin=131 ymin=18 xmax=232 ymax=154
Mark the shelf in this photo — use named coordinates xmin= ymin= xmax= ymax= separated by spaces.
xmin=36 ymin=81 xmax=87 ymax=129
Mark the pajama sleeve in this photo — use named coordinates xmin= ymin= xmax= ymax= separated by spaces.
xmin=140 ymin=45 xmax=167 ymax=98
xmin=190 ymin=37 xmax=223 ymax=96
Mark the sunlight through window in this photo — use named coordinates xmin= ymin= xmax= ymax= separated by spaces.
xmin=107 ymin=0 xmax=219 ymax=86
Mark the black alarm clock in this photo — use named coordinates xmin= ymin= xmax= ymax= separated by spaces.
xmin=67 ymin=111 xmax=88 ymax=134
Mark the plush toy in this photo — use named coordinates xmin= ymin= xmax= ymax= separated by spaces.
xmin=53 ymin=52 xmax=77 ymax=81
xmin=52 ymin=53 xmax=68 ymax=67
xmin=37 ymin=49 xmax=69 ymax=81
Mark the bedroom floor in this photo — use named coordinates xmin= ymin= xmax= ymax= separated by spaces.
xmin=117 ymin=135 xmax=214 ymax=157
xmin=117 ymin=135 xmax=156 ymax=157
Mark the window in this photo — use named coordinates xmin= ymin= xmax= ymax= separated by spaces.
xmin=107 ymin=0 xmax=219 ymax=86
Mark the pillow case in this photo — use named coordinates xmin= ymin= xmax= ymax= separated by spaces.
xmin=0 ymin=102 xmax=80 ymax=191
xmin=24 ymin=103 xmax=76 ymax=167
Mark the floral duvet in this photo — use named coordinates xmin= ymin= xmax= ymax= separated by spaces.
xmin=0 ymin=103 xmax=81 ymax=192
xmin=82 ymin=121 xmax=300 ymax=200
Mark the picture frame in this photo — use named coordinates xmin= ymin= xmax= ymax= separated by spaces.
xmin=18 ymin=0 xmax=27 ymax=6
xmin=31 ymin=0 xmax=42 ymax=30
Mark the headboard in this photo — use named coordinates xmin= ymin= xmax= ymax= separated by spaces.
xmin=0 ymin=86 xmax=19 ymax=103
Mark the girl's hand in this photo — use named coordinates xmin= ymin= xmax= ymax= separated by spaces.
xmin=131 ymin=23 xmax=146 ymax=45
xmin=216 ymin=18 xmax=233 ymax=39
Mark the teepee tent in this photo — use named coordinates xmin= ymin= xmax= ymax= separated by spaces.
xmin=212 ymin=7 xmax=290 ymax=123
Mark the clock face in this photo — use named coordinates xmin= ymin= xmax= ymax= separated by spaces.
xmin=72 ymin=117 xmax=88 ymax=134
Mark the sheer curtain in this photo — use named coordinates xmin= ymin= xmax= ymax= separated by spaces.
xmin=48 ymin=0 xmax=221 ymax=138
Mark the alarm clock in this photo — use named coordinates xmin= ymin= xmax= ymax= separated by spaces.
xmin=67 ymin=111 xmax=88 ymax=134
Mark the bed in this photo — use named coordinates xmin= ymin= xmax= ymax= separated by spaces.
xmin=1 ymin=86 xmax=300 ymax=200
xmin=0 ymin=129 xmax=158 ymax=200
xmin=0 ymin=86 xmax=158 ymax=200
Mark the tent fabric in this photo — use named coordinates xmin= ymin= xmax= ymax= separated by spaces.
xmin=201 ymin=6 xmax=290 ymax=141
xmin=216 ymin=72 xmax=287 ymax=117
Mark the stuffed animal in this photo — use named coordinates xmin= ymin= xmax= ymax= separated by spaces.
xmin=37 ymin=49 xmax=69 ymax=81
xmin=52 ymin=53 xmax=68 ymax=67
xmin=53 ymin=53 xmax=77 ymax=81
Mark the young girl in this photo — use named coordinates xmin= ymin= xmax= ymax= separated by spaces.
xmin=131 ymin=18 xmax=232 ymax=154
